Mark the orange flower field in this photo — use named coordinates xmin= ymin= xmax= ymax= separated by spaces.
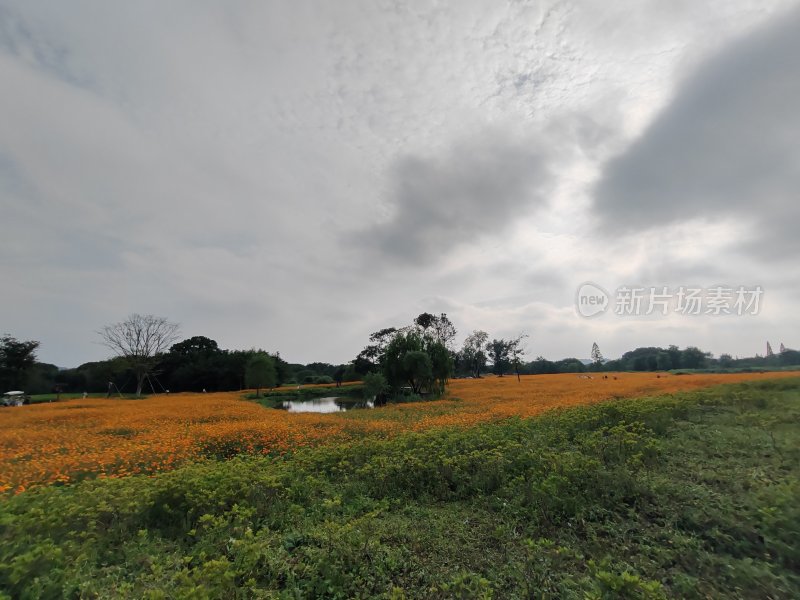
xmin=1 ymin=371 xmax=797 ymax=494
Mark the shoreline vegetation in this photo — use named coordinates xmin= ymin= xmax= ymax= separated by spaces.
xmin=0 ymin=376 xmax=797 ymax=597
xmin=247 ymin=383 xmax=366 ymax=409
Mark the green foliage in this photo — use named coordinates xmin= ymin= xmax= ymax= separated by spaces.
xmin=591 ymin=342 xmax=604 ymax=366
xmin=0 ymin=334 xmax=39 ymax=392
xmin=381 ymin=330 xmax=451 ymax=396
xmin=244 ymin=353 xmax=277 ymax=396
xmin=586 ymin=560 xmax=666 ymax=600
xmin=458 ymin=330 xmax=488 ymax=378
xmin=402 ymin=350 xmax=432 ymax=392
xmin=363 ymin=372 xmax=388 ymax=400
xmin=486 ymin=338 xmax=511 ymax=375
xmin=2 ymin=378 xmax=799 ymax=598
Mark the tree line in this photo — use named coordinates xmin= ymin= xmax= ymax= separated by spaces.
xmin=3 ymin=311 xmax=799 ymax=397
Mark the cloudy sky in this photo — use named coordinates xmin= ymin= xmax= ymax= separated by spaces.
xmin=1 ymin=0 xmax=798 ymax=367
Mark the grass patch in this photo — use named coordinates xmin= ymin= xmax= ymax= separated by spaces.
xmin=670 ymin=366 xmax=800 ymax=374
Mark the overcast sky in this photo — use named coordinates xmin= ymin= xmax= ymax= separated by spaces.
xmin=1 ymin=0 xmax=798 ymax=367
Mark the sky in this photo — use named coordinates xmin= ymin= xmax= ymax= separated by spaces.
xmin=1 ymin=0 xmax=798 ymax=367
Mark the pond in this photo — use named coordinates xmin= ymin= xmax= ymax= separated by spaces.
xmin=282 ymin=396 xmax=375 ymax=414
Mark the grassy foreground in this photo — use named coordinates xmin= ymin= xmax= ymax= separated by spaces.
xmin=1 ymin=378 xmax=798 ymax=599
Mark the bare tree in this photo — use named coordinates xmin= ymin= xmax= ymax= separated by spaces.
xmin=509 ymin=333 xmax=528 ymax=382
xmin=98 ymin=314 xmax=180 ymax=396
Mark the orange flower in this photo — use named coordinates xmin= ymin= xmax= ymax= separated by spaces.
xmin=0 ymin=372 xmax=795 ymax=493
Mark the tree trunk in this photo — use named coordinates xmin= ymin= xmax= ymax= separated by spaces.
xmin=135 ymin=374 xmax=145 ymax=397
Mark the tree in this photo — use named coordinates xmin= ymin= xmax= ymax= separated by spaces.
xmin=590 ymin=342 xmax=604 ymax=366
xmin=427 ymin=340 xmax=454 ymax=394
xmin=460 ymin=330 xmax=489 ymax=378
xmin=656 ymin=351 xmax=672 ymax=371
xmin=508 ymin=334 xmax=528 ymax=382
xmin=414 ymin=313 xmax=457 ymax=349
xmin=0 ymin=335 xmax=40 ymax=391
xmin=245 ymin=353 xmax=277 ymax=397
xmin=362 ymin=372 xmax=388 ymax=402
xmin=779 ymin=349 xmax=800 ymax=366
xmin=554 ymin=358 xmax=586 ymax=373
xmin=333 ymin=366 xmax=346 ymax=388
xmin=170 ymin=336 xmax=219 ymax=356
xmin=486 ymin=339 xmax=511 ymax=376
xmin=383 ymin=331 xmax=427 ymax=394
xmin=718 ymin=353 xmax=734 ymax=368
xmin=355 ymin=327 xmax=401 ymax=375
xmin=98 ymin=314 xmax=180 ymax=397
xmin=665 ymin=345 xmax=682 ymax=370
xmin=680 ymin=346 xmax=709 ymax=369
xmin=379 ymin=329 xmax=453 ymax=396
xmin=529 ymin=355 xmax=558 ymax=375
xmin=402 ymin=350 xmax=433 ymax=395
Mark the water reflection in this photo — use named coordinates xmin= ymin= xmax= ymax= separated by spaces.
xmin=282 ymin=396 xmax=374 ymax=413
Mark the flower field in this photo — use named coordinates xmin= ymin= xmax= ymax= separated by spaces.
xmin=1 ymin=371 xmax=796 ymax=493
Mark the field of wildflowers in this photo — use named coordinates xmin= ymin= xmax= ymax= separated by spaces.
xmin=1 ymin=377 xmax=798 ymax=597
xmin=1 ymin=371 xmax=796 ymax=493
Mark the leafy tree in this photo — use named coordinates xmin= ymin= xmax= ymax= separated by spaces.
xmin=0 ymin=335 xmax=40 ymax=391
xmin=414 ymin=313 xmax=457 ymax=349
xmin=270 ymin=353 xmax=290 ymax=387
xmin=554 ymin=358 xmax=586 ymax=373
xmin=656 ymin=351 xmax=673 ymax=371
xmin=245 ymin=353 xmax=277 ymax=397
xmin=170 ymin=336 xmax=219 ymax=356
xmin=355 ymin=327 xmax=401 ymax=375
xmin=158 ymin=336 xmax=222 ymax=392
xmin=680 ymin=346 xmax=709 ymax=369
xmin=620 ymin=347 xmax=663 ymax=371
xmin=666 ymin=345 xmax=682 ymax=369
xmin=460 ymin=330 xmax=489 ymax=378
xmin=717 ymin=353 xmax=734 ymax=368
xmin=779 ymin=349 xmax=800 ymax=366
xmin=342 ymin=363 xmax=359 ymax=382
xmin=383 ymin=331 xmax=426 ymax=393
xmin=428 ymin=340 xmax=454 ymax=394
xmin=295 ymin=369 xmax=316 ymax=384
xmin=362 ymin=372 xmax=388 ymax=401
xmin=379 ymin=329 xmax=452 ymax=396
xmin=333 ymin=366 xmax=346 ymax=387
xmin=487 ymin=339 xmax=512 ymax=376
xmin=98 ymin=314 xmax=180 ymax=396
xmin=528 ymin=355 xmax=558 ymax=375
xmin=590 ymin=342 xmax=604 ymax=366
xmin=403 ymin=351 xmax=433 ymax=395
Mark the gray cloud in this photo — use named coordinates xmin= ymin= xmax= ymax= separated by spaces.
xmin=0 ymin=1 xmax=795 ymax=367
xmin=353 ymin=130 xmax=558 ymax=265
xmin=592 ymin=6 xmax=800 ymax=258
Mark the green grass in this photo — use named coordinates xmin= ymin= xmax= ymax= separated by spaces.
xmin=28 ymin=392 xmax=146 ymax=404
xmin=670 ymin=366 xmax=800 ymax=374
xmin=1 ymin=378 xmax=799 ymax=599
